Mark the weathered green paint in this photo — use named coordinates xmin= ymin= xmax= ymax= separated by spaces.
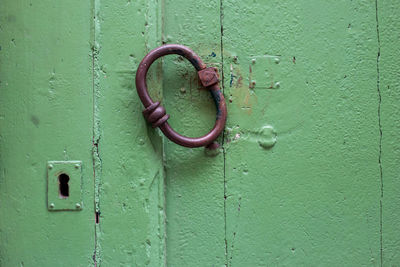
xmin=162 ymin=0 xmax=226 ymax=266
xmin=379 ymin=1 xmax=400 ymax=264
xmin=223 ymin=1 xmax=380 ymax=265
xmin=1 ymin=0 xmax=400 ymax=266
xmin=93 ymin=0 xmax=166 ymax=265
xmin=0 ymin=0 xmax=94 ymax=265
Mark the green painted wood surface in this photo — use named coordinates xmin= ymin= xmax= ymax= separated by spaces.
xmin=223 ymin=1 xmax=380 ymax=265
xmin=1 ymin=0 xmax=400 ymax=266
xmin=0 ymin=1 xmax=95 ymax=265
xmin=162 ymin=0 xmax=226 ymax=266
xmin=379 ymin=1 xmax=400 ymax=264
xmin=93 ymin=0 xmax=166 ymax=265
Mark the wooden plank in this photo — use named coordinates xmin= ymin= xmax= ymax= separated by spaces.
xmin=0 ymin=1 xmax=94 ymax=265
xmin=378 ymin=0 xmax=400 ymax=265
xmin=94 ymin=0 xmax=166 ymax=265
xmin=161 ymin=0 xmax=226 ymax=265
xmin=222 ymin=1 xmax=381 ymax=265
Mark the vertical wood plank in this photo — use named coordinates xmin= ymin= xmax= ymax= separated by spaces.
xmin=162 ymin=0 xmax=226 ymax=265
xmin=222 ymin=1 xmax=381 ymax=265
xmin=378 ymin=0 xmax=400 ymax=265
xmin=0 ymin=1 xmax=94 ymax=265
xmin=95 ymin=0 xmax=166 ymax=265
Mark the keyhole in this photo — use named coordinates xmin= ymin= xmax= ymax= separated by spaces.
xmin=58 ymin=173 xmax=70 ymax=198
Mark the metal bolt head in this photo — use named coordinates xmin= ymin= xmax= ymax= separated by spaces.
xmin=74 ymin=163 xmax=80 ymax=169
xmin=138 ymin=138 xmax=145 ymax=145
xmin=198 ymin=67 xmax=219 ymax=87
xmin=48 ymin=164 xmax=53 ymax=170
xmin=75 ymin=203 xmax=81 ymax=209
xmin=251 ymin=58 xmax=256 ymax=64
xmin=49 ymin=203 xmax=55 ymax=209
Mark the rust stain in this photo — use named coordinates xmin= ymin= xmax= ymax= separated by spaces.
xmin=230 ymin=65 xmax=257 ymax=115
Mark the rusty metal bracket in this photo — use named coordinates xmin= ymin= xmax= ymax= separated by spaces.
xmin=135 ymin=44 xmax=227 ymax=148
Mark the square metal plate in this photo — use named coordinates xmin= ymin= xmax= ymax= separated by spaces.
xmin=249 ymin=55 xmax=282 ymax=89
xmin=47 ymin=161 xmax=83 ymax=211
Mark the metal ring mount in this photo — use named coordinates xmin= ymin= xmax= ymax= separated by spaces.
xmin=135 ymin=44 xmax=227 ymax=148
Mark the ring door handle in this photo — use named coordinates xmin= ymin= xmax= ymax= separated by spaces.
xmin=135 ymin=44 xmax=227 ymax=148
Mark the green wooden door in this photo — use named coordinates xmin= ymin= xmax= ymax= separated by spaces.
xmin=1 ymin=0 xmax=399 ymax=266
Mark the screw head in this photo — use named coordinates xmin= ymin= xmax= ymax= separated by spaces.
xmin=48 ymin=164 xmax=53 ymax=170
xmin=251 ymin=58 xmax=256 ymax=64
xmin=49 ymin=203 xmax=55 ymax=209
xmin=75 ymin=203 xmax=81 ymax=209
xmin=74 ymin=164 xmax=80 ymax=169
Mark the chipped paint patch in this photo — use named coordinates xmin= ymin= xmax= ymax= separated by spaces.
xmin=228 ymin=62 xmax=257 ymax=115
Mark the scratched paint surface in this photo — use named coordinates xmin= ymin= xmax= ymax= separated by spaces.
xmin=222 ymin=0 xmax=398 ymax=266
xmin=0 ymin=0 xmax=94 ymax=265
xmin=163 ymin=0 xmax=400 ymax=266
xmin=161 ymin=0 xmax=226 ymax=266
xmin=1 ymin=0 xmax=400 ymax=266
xmin=378 ymin=1 xmax=400 ymax=264
xmin=94 ymin=0 xmax=166 ymax=265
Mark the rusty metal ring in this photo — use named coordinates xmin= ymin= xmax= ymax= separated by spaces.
xmin=135 ymin=44 xmax=227 ymax=148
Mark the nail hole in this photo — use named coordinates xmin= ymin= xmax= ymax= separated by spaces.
xmin=58 ymin=173 xmax=70 ymax=198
